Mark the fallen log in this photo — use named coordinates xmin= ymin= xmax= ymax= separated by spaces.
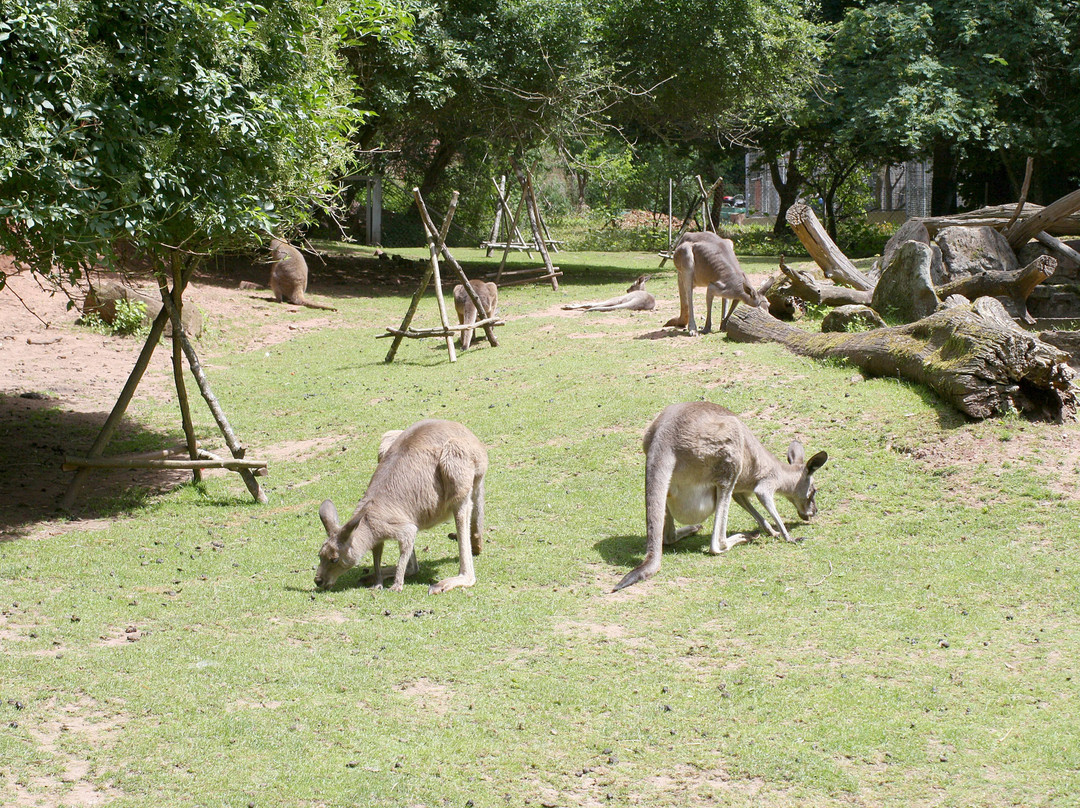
xmin=920 ymin=203 xmax=1080 ymax=239
xmin=724 ymin=298 xmax=1076 ymax=421
xmin=1004 ymin=188 xmax=1080 ymax=250
xmin=936 ymin=255 xmax=1057 ymax=325
xmin=786 ymin=204 xmax=875 ymax=292
xmin=777 ymin=257 xmax=873 ymax=306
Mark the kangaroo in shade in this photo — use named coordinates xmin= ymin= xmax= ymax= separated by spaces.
xmin=453 ymin=279 xmax=499 ymax=350
xmin=664 ymin=231 xmax=767 ymax=334
xmin=315 ymin=420 xmax=488 ymax=594
xmin=268 ymin=238 xmax=337 ymax=311
xmin=614 ymin=401 xmax=827 ymax=591
xmin=562 ymin=274 xmax=656 ymax=312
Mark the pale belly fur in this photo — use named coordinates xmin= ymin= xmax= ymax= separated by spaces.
xmin=666 ymin=479 xmax=717 ymax=525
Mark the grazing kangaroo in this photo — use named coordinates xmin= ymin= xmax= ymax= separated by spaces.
xmin=314 ymin=419 xmax=488 ymax=594
xmin=664 ymin=232 xmax=766 ymax=335
xmin=452 ymin=279 xmax=499 ymax=350
xmin=562 ymin=274 xmax=656 ymax=312
xmin=268 ymin=238 xmax=337 ymax=311
xmin=614 ymin=401 xmax=827 ymax=591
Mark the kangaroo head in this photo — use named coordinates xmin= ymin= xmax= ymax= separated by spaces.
xmin=785 ymin=441 xmax=828 ymax=520
xmin=628 ymin=274 xmax=650 ymax=292
xmin=314 ymin=499 xmax=367 ymax=589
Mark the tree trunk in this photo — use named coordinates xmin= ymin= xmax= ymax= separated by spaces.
xmin=786 ymin=203 xmax=875 ymax=291
xmin=920 ymin=203 xmax=1080 ymax=237
xmin=1004 ymin=187 xmax=1080 ymax=250
xmin=771 ymin=155 xmax=802 ymax=237
xmin=418 ymin=138 xmax=459 ymax=200
xmin=724 ymin=299 xmax=1076 ymax=422
xmin=937 ymin=255 xmax=1056 ymax=324
xmin=776 ymin=257 xmax=873 ymax=306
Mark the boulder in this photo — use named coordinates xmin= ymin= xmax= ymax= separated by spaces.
xmin=871 ymin=219 xmax=930 ymax=280
xmin=871 ymin=241 xmax=941 ymax=323
xmin=1017 ymin=240 xmax=1080 ymax=281
xmin=821 ymin=305 xmax=887 ymax=333
xmin=84 ymin=280 xmax=203 ymax=337
xmin=935 ymin=225 xmax=1018 ymax=281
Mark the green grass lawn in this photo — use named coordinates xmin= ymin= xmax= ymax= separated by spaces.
xmin=2 ymin=248 xmax=1079 ymax=807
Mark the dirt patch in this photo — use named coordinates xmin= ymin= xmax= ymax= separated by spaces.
xmin=891 ymin=423 xmax=1080 ymax=502
xmin=4 ymin=696 xmax=128 ymax=807
xmin=395 ymin=677 xmax=452 ymax=716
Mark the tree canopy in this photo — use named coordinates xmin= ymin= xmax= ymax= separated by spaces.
xmin=0 ymin=0 xmax=398 ymax=282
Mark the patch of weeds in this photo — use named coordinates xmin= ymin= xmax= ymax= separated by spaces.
xmin=78 ymin=299 xmax=149 ymax=337
xmin=818 ymin=354 xmax=852 ymax=370
xmin=842 ymin=317 xmax=875 ymax=333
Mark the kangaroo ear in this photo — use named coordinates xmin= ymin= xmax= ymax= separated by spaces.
xmin=319 ymin=499 xmax=340 ymax=535
xmin=377 ymin=429 xmax=404 ymax=461
xmin=787 ymin=440 xmax=806 ymax=466
xmin=807 ymin=451 xmax=828 ymax=474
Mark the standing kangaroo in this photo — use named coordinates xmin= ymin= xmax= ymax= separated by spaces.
xmin=314 ymin=419 xmax=487 ymax=594
xmin=268 ymin=238 xmax=337 ymax=311
xmin=664 ymin=232 xmax=766 ymax=335
xmin=562 ymin=274 xmax=656 ymax=312
xmin=614 ymin=401 xmax=827 ymax=591
xmin=452 ymin=279 xmax=499 ymax=350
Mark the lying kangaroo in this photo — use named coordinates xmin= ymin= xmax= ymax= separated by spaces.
xmin=664 ymin=232 xmax=766 ymax=334
xmin=453 ymin=279 xmax=499 ymax=350
xmin=314 ymin=419 xmax=487 ymax=594
xmin=562 ymin=274 xmax=656 ymax=312
xmin=614 ymin=401 xmax=827 ymax=591
xmin=268 ymin=238 xmax=337 ymax=311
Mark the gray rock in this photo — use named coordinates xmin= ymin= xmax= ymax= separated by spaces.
xmin=935 ymin=226 xmax=1018 ymax=281
xmin=1017 ymin=240 xmax=1080 ymax=281
xmin=871 ymin=241 xmax=941 ymax=323
xmin=872 ymin=219 xmax=930 ymax=280
xmin=821 ymin=305 xmax=887 ymax=333
xmin=84 ymin=280 xmax=203 ymax=337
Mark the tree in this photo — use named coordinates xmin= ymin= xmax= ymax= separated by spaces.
xmin=347 ymin=0 xmax=603 ymax=200
xmin=827 ymin=0 xmax=1080 ymax=214
xmin=0 ymin=0 xmax=383 ymax=284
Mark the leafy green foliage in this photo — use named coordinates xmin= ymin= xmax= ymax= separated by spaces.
xmin=77 ymin=298 xmax=149 ymax=337
xmin=0 ymin=0 xmax=367 ymax=281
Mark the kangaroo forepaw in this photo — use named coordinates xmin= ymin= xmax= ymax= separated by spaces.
xmin=710 ymin=533 xmax=748 ymax=554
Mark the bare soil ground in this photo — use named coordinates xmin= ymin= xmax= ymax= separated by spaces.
xmin=0 ymin=251 xmax=421 ymax=540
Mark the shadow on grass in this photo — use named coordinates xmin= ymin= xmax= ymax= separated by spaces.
xmin=0 ymin=392 xmax=250 ymax=541
xmin=289 ymin=550 xmax=465 ymax=593
xmin=195 ymin=249 xmax=662 ymax=301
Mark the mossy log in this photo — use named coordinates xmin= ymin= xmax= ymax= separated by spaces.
xmin=724 ymin=299 xmax=1076 ymax=421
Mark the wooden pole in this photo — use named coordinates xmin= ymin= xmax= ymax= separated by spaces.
xmin=486 ymin=176 xmax=506 ymax=257
xmin=59 ymin=304 xmax=173 ymax=511
xmin=496 ymin=191 xmax=531 ymax=282
xmin=167 ymin=253 xmax=201 ymax=484
xmin=513 ymin=161 xmax=558 ymax=289
xmin=158 ymin=291 xmax=268 ymax=504
xmin=1003 ymin=157 xmax=1035 ymax=232
xmin=63 ymin=456 xmax=267 ymax=472
xmin=413 ymin=187 xmax=457 ymax=362
xmin=414 ymin=191 xmax=499 ymax=349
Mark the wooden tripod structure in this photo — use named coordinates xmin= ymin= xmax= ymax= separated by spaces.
xmin=482 ymin=161 xmax=562 ymax=289
xmin=60 ymin=253 xmax=267 ymax=510
xmin=381 ymin=189 xmax=503 ymax=364
xmin=659 ymin=174 xmax=724 ymax=267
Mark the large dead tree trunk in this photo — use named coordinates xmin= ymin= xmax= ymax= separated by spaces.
xmin=1004 ymin=188 xmax=1080 ymax=250
xmin=920 ymin=203 xmax=1080 ymax=238
xmin=786 ymin=203 xmax=875 ymax=291
xmin=724 ymin=299 xmax=1076 ymax=422
xmin=776 ymin=257 xmax=873 ymax=306
xmin=937 ymin=255 xmax=1057 ymax=324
